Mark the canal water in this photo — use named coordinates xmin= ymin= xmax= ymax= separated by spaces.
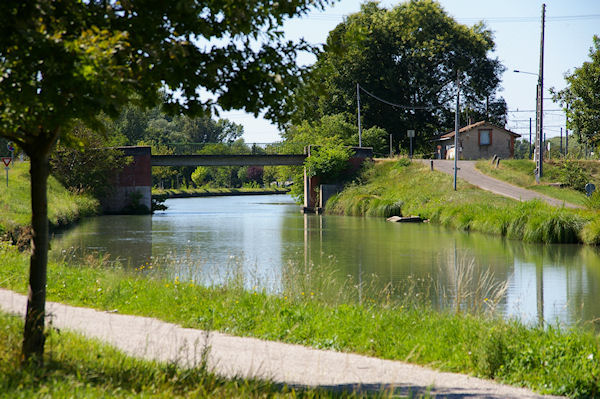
xmin=50 ymin=195 xmax=600 ymax=327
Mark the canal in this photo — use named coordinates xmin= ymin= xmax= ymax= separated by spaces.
xmin=50 ymin=194 xmax=600 ymax=327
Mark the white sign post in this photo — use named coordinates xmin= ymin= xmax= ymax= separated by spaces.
xmin=407 ymin=130 xmax=415 ymax=159
xmin=2 ymin=157 xmax=11 ymax=187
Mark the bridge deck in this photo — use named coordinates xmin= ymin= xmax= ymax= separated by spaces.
xmin=151 ymin=154 xmax=306 ymax=167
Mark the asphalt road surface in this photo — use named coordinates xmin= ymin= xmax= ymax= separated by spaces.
xmin=421 ymin=160 xmax=579 ymax=209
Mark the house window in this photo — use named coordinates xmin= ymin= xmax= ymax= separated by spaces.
xmin=479 ymin=129 xmax=491 ymax=146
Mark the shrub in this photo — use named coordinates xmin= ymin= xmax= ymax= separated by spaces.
xmin=304 ymin=141 xmax=352 ymax=182
xmin=50 ymin=124 xmax=129 ymax=199
xmin=558 ymin=160 xmax=590 ymax=192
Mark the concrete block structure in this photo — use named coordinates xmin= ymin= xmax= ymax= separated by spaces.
xmin=102 ymin=146 xmax=152 ymax=214
xmin=436 ymin=121 xmax=520 ymax=160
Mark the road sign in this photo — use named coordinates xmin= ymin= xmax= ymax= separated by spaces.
xmin=7 ymin=143 xmax=14 ymax=152
xmin=586 ymin=183 xmax=596 ymax=197
xmin=2 ymin=157 xmax=11 ymax=167
xmin=407 ymin=130 xmax=415 ymax=138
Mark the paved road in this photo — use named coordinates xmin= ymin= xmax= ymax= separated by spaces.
xmin=0 ymin=289 xmax=562 ymax=398
xmin=420 ymin=160 xmax=579 ymax=209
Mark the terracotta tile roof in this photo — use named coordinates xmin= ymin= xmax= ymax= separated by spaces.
xmin=440 ymin=120 xmax=520 ymax=139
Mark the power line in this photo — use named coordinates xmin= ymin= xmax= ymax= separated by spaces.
xmin=358 ymin=84 xmax=442 ymax=110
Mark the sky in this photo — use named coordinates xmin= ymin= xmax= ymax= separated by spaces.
xmin=220 ymin=0 xmax=600 ymax=143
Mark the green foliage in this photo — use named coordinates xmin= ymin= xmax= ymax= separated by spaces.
xmin=191 ymin=166 xmax=210 ymax=187
xmin=282 ymin=113 xmax=357 ymax=146
xmin=584 ymin=190 xmax=600 ymax=210
xmin=513 ymin=139 xmax=531 ymax=159
xmin=558 ymin=159 xmax=591 ymax=192
xmin=50 ymin=124 xmax=130 ymax=199
xmin=0 ymin=0 xmax=334 ymax=360
xmin=352 ymin=126 xmax=389 ymax=155
xmin=552 ymin=35 xmax=600 ymax=146
xmin=283 ymin=0 xmax=506 ymax=152
xmin=304 ymin=140 xmax=352 ymax=182
xmin=109 ymin=105 xmax=244 ymax=146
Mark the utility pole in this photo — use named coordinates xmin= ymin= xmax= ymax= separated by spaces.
xmin=357 ymin=83 xmax=362 ymax=147
xmin=534 ymin=4 xmax=545 ymax=183
xmin=529 ymin=117 xmax=532 ymax=159
xmin=565 ymin=103 xmax=569 ymax=156
xmin=454 ymin=72 xmax=460 ymax=191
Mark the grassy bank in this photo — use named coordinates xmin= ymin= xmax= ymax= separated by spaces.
xmin=0 ymin=161 xmax=99 ymax=243
xmin=0 ymin=312 xmax=340 ymax=398
xmin=475 ymin=159 xmax=593 ymax=206
xmin=153 ymin=186 xmax=290 ymax=199
xmin=1 ymin=243 xmax=599 ymax=397
xmin=327 ymin=159 xmax=600 ymax=244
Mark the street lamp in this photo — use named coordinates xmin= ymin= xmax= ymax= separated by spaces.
xmin=513 ymin=69 xmax=538 ymax=76
xmin=514 ymin=69 xmax=544 ymax=183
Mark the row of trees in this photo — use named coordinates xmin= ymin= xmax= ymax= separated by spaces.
xmin=279 ymin=0 xmax=507 ymax=155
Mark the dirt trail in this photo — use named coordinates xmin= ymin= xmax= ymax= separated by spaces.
xmin=419 ymin=160 xmax=579 ymax=208
xmin=0 ymin=289 xmax=562 ymax=398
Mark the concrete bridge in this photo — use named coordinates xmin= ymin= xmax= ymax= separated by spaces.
xmin=151 ymin=154 xmax=306 ymax=167
xmin=103 ymin=146 xmax=371 ymax=214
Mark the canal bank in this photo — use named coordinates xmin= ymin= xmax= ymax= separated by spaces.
xmin=327 ymin=160 xmax=597 ymax=245
xmin=0 ymin=241 xmax=594 ymax=398
xmin=0 ymin=162 xmax=100 ymax=247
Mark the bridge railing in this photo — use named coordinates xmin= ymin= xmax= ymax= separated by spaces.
xmin=163 ymin=142 xmax=303 ymax=155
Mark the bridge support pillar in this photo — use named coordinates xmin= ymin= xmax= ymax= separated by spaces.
xmin=103 ymin=146 xmax=152 ymax=214
xmin=303 ymin=169 xmax=320 ymax=213
xmin=302 ymin=146 xmax=373 ymax=213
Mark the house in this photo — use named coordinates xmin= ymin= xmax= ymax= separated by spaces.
xmin=435 ymin=121 xmax=520 ymax=160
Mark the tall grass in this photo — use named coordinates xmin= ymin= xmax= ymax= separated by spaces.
xmin=328 ymin=160 xmax=600 ymax=245
xmin=2 ymin=241 xmax=600 ymax=397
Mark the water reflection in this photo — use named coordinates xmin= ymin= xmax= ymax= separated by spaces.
xmin=50 ymin=195 xmax=600 ymax=328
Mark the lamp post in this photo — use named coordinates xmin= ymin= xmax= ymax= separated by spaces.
xmin=514 ymin=69 xmax=544 ymax=183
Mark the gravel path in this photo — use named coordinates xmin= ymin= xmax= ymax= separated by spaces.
xmin=0 ymin=289 xmax=562 ymax=398
xmin=420 ymin=160 xmax=579 ymax=209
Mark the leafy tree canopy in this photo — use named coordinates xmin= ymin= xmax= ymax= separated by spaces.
xmin=284 ymin=113 xmax=388 ymax=154
xmin=282 ymin=0 xmax=506 ymax=150
xmin=552 ymin=35 xmax=600 ymax=145
xmin=109 ymin=105 xmax=244 ymax=146
xmin=0 ymin=0 xmax=333 ymax=362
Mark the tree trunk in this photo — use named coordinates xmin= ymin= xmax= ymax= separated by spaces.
xmin=22 ymin=152 xmax=50 ymax=365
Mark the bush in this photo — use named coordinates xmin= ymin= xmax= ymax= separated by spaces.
xmin=191 ymin=166 xmax=210 ymax=187
xmin=559 ymin=160 xmax=590 ymax=192
xmin=50 ymin=124 xmax=129 ymax=199
xmin=304 ymin=141 xmax=352 ymax=182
